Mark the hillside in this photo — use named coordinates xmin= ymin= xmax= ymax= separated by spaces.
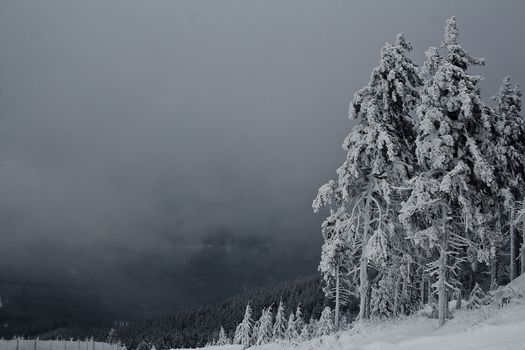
xmin=116 ymin=275 xmax=351 ymax=349
xmin=184 ymin=274 xmax=525 ymax=350
xmin=0 ymin=284 xmax=115 ymax=340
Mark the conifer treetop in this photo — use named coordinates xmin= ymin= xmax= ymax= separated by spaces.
xmin=442 ymin=16 xmax=485 ymax=70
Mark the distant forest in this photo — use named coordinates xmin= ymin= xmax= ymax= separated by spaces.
xmin=115 ymin=275 xmax=356 ymax=349
xmin=0 ymin=275 xmax=356 ymax=349
xmin=0 ymin=284 xmax=114 ymax=340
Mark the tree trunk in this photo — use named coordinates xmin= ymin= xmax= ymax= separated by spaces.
xmin=445 ymin=287 xmax=449 ymax=316
xmin=393 ymin=272 xmax=402 ymax=317
xmin=490 ymin=255 xmax=497 ymax=290
xmin=428 ymin=274 xmax=433 ymax=304
xmin=420 ymin=274 xmax=425 ymax=307
xmin=521 ymin=243 xmax=525 ymax=276
xmin=510 ymin=209 xmax=516 ymax=281
xmin=358 ymin=253 xmax=369 ymax=321
xmin=358 ymin=195 xmax=372 ymax=322
xmin=522 ymin=216 xmax=525 ymax=276
xmin=438 ymin=204 xmax=448 ymax=327
xmin=455 ymin=288 xmax=462 ymax=310
xmin=334 ymin=262 xmax=340 ymax=331
xmin=366 ymin=282 xmax=373 ymax=318
xmin=468 ymin=269 xmax=474 ymax=296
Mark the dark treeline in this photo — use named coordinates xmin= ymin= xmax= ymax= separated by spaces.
xmin=0 ymin=285 xmax=114 ymax=340
xmin=116 ymin=275 xmax=356 ymax=349
xmin=0 ymin=275 xmax=354 ymax=348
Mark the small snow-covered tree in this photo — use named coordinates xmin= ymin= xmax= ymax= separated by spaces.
xmin=307 ymin=317 xmax=317 ymax=337
xmin=255 ymin=306 xmax=273 ymax=346
xmin=272 ymin=300 xmax=286 ymax=340
xmin=318 ymin=209 xmax=353 ymax=329
xmin=217 ymin=327 xmax=228 ymax=346
xmin=378 ymin=254 xmax=418 ymax=317
xmin=234 ymin=303 xmax=253 ymax=348
xmin=339 ymin=313 xmax=350 ymax=330
xmin=299 ymin=324 xmax=310 ymax=341
xmin=107 ymin=328 xmax=116 ymax=344
xmin=294 ymin=305 xmax=305 ymax=335
xmin=370 ymin=269 xmax=397 ymax=318
xmin=315 ymin=307 xmax=334 ymax=337
xmin=284 ymin=312 xmax=298 ymax=341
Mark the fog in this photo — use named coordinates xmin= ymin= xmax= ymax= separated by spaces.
xmin=0 ymin=0 xmax=524 ymax=316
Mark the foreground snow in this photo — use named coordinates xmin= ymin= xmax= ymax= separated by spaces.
xmin=256 ymin=300 xmax=524 ymax=350
xmin=261 ymin=300 xmax=525 ymax=350
xmin=0 ymin=340 xmax=117 ymax=350
xmin=175 ymin=302 xmax=525 ymax=350
xmin=180 ymin=279 xmax=525 ymax=350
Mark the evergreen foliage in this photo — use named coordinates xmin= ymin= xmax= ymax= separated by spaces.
xmin=314 ymin=16 xmax=525 ymax=328
xmin=115 ymin=276 xmax=330 ymax=349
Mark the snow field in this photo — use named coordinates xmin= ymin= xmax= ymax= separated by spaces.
xmin=0 ymin=340 xmax=120 ymax=350
xmin=252 ymin=300 xmax=525 ymax=350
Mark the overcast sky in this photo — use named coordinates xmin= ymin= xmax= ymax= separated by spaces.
xmin=1 ymin=0 xmax=524 ymax=316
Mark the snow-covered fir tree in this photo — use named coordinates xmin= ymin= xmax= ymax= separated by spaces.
xmin=294 ymin=305 xmax=305 ymax=334
xmin=284 ymin=312 xmax=298 ymax=341
xmin=107 ymin=328 xmax=116 ymax=344
xmin=314 ymin=32 xmax=423 ymax=322
xmin=233 ymin=302 xmax=253 ymax=348
xmin=400 ymin=17 xmax=497 ymax=326
xmin=318 ymin=209 xmax=353 ymax=329
xmin=305 ymin=317 xmax=317 ymax=338
xmin=255 ymin=306 xmax=273 ymax=346
xmin=314 ymin=307 xmax=334 ymax=337
xmin=299 ymin=323 xmax=310 ymax=341
xmin=370 ymin=267 xmax=399 ymax=317
xmin=272 ymin=300 xmax=287 ymax=340
xmin=489 ymin=76 xmax=525 ymax=281
xmin=217 ymin=327 xmax=228 ymax=346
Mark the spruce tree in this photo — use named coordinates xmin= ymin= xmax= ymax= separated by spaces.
xmin=255 ymin=306 xmax=273 ymax=346
xmin=314 ymin=32 xmax=422 ymax=321
xmin=400 ymin=17 xmax=494 ymax=326
xmin=272 ymin=301 xmax=287 ymax=340
xmin=317 ymin=209 xmax=352 ymax=329
xmin=284 ymin=312 xmax=298 ymax=341
xmin=490 ymin=76 xmax=525 ymax=281
xmin=294 ymin=305 xmax=305 ymax=336
xmin=314 ymin=307 xmax=334 ymax=337
xmin=299 ymin=324 xmax=310 ymax=341
xmin=217 ymin=327 xmax=228 ymax=346
xmin=233 ymin=303 xmax=253 ymax=348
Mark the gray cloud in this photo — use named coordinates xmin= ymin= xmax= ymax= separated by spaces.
xmin=0 ymin=0 xmax=524 ymax=316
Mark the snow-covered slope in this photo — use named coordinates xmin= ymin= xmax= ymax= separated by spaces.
xmin=174 ymin=276 xmax=525 ymax=350
xmin=254 ymin=299 xmax=525 ymax=350
xmin=176 ymin=301 xmax=525 ymax=350
xmin=186 ymin=280 xmax=525 ymax=350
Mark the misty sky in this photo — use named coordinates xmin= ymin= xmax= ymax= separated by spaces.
xmin=1 ymin=0 xmax=525 ymax=317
